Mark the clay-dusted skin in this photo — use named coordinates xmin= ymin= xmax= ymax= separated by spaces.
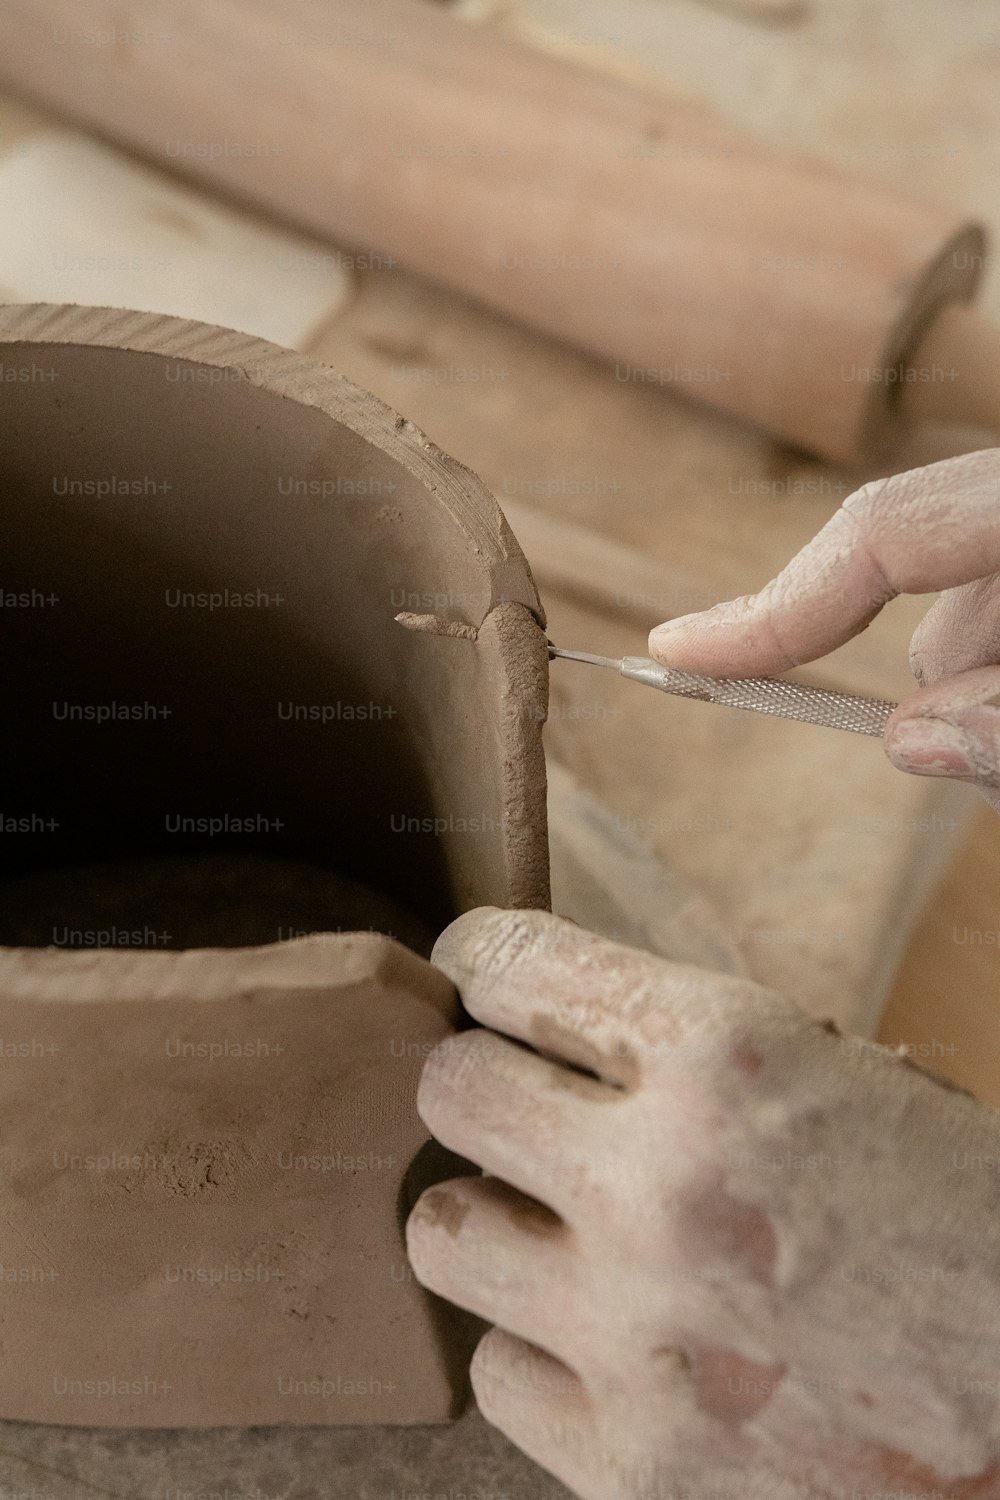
xmin=412 ymin=909 xmax=1000 ymax=1496
xmin=0 ymin=935 xmax=463 ymax=1427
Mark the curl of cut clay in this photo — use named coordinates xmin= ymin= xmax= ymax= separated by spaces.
xmin=395 ymin=610 xmax=480 ymax=641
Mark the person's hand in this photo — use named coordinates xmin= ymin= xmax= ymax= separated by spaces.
xmin=407 ymin=907 xmax=1000 ymax=1500
xmin=649 ymin=448 xmax=1000 ymax=812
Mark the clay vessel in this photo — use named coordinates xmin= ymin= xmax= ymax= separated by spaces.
xmin=0 ymin=303 xmax=549 ymax=1426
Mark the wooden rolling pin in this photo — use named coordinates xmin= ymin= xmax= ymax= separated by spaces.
xmin=0 ymin=0 xmax=994 ymax=461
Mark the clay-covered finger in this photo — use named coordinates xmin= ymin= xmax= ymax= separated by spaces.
xmin=432 ymin=907 xmax=754 ymax=1087
xmin=907 ymin=574 xmax=1000 ymax=686
xmin=417 ymin=1023 xmax=624 ymax=1213
xmin=647 ymin=449 xmax=1000 ymax=677
xmin=407 ymin=1175 xmax=580 ymax=1353
xmin=885 ymin=665 xmax=1000 ymax=813
xmin=471 ymin=1328 xmax=599 ymax=1498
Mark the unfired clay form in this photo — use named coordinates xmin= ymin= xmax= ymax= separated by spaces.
xmin=0 ymin=303 xmax=550 ymax=1426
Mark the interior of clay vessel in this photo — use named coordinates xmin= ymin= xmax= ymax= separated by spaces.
xmin=0 ymin=337 xmax=547 ymax=952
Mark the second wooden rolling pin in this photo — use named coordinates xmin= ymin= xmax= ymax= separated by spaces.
xmin=0 ymin=0 xmax=994 ymax=461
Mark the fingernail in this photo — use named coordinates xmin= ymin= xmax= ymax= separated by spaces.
xmin=887 ymin=719 xmax=976 ymax=778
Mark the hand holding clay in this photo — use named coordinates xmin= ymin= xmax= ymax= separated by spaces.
xmin=408 ymin=907 xmax=1000 ymax=1499
xmin=649 ymin=449 xmax=1000 ymax=811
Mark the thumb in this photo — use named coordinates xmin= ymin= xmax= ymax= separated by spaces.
xmin=884 ymin=666 xmax=1000 ymax=813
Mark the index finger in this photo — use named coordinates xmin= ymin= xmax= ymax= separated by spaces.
xmin=648 ymin=449 xmax=1000 ymax=677
xmin=430 ymin=907 xmax=784 ymax=1088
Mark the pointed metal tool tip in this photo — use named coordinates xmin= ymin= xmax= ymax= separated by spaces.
xmin=548 ymin=645 xmax=621 ymax=670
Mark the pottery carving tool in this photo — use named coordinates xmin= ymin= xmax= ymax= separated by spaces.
xmin=0 ymin=0 xmax=998 ymax=462
xmin=548 ymin=646 xmax=896 ymax=737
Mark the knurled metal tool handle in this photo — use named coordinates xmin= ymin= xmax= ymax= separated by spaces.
xmin=620 ymin=656 xmax=896 ymax=737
